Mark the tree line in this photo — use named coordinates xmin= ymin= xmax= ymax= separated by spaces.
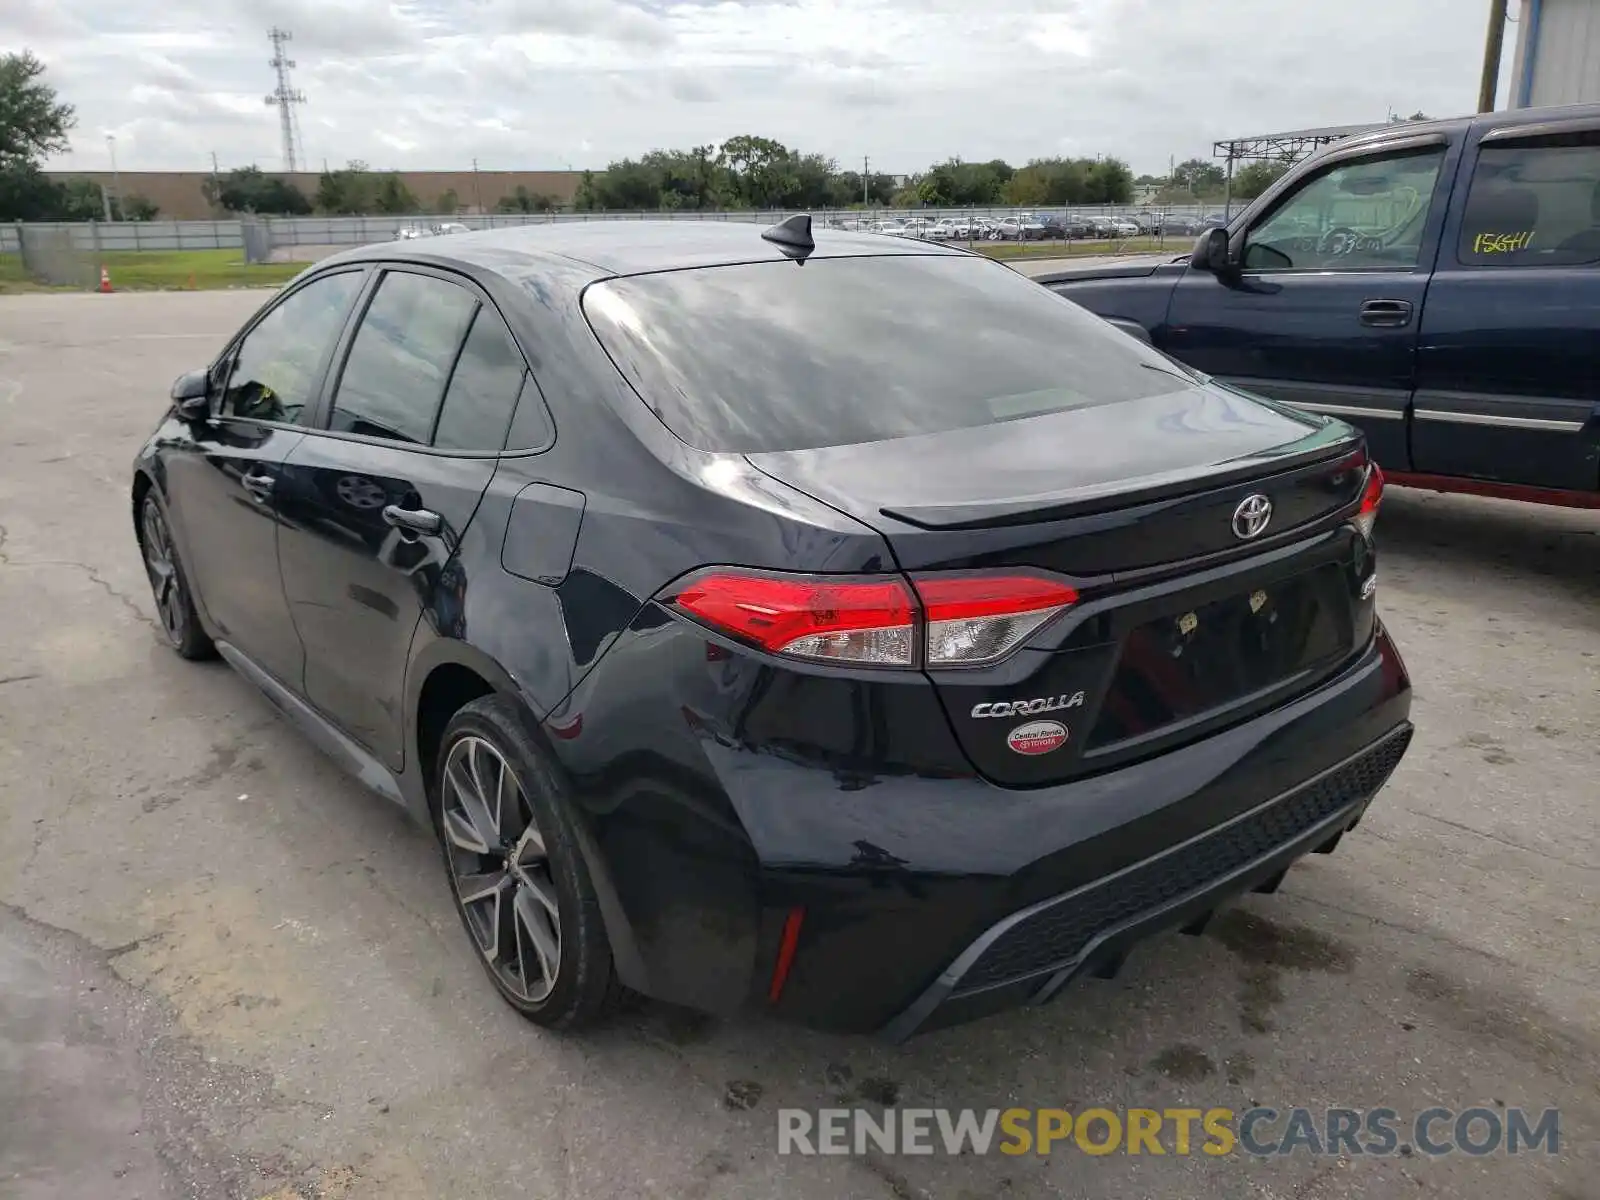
xmin=184 ymin=139 xmax=1144 ymax=218
xmin=204 ymin=140 xmax=1151 ymax=216
xmin=201 ymin=163 xmax=565 ymax=218
xmin=568 ymin=136 xmax=1138 ymax=212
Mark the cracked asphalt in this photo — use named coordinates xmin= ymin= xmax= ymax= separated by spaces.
xmin=1 ymin=291 xmax=1597 ymax=1200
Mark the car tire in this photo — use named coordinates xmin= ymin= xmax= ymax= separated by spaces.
xmin=433 ymin=695 xmax=627 ymax=1031
xmin=137 ymin=491 xmax=215 ymax=660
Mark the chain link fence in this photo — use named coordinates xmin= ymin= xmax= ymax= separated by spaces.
xmin=4 ymin=203 xmax=1229 ymax=286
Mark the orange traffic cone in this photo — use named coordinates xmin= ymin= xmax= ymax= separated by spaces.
xmin=98 ymin=266 xmax=113 ymax=293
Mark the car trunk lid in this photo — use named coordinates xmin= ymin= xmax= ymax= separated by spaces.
xmin=744 ymin=380 xmax=1362 ymax=575
xmin=747 ymin=388 xmax=1374 ymax=787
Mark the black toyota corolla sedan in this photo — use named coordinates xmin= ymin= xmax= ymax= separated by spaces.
xmin=131 ymin=217 xmax=1412 ymax=1038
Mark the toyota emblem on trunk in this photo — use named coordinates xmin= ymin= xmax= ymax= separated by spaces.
xmin=1232 ymin=493 xmax=1273 ymax=540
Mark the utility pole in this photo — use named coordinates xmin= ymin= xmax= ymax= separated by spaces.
xmin=862 ymin=155 xmax=869 ymax=207
xmin=264 ymin=28 xmax=307 ymax=172
xmin=473 ymin=158 xmax=483 ymax=214
xmin=1478 ymin=0 xmax=1509 ymax=112
xmin=208 ymin=150 xmax=222 ymax=214
xmin=106 ymin=135 xmax=121 ymax=220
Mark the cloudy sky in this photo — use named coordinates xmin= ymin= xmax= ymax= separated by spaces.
xmin=10 ymin=0 xmax=1513 ymax=177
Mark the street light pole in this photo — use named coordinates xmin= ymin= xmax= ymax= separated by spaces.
xmin=106 ymin=135 xmax=122 ymax=220
xmin=1479 ymin=0 xmax=1509 ymax=112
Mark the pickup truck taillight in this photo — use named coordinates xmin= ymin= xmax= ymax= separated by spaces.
xmin=666 ymin=570 xmax=1079 ymax=669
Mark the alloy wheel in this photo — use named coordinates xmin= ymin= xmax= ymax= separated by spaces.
xmin=140 ymin=499 xmax=187 ymax=644
xmin=441 ymin=735 xmax=562 ymax=1003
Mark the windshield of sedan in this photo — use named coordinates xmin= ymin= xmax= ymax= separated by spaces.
xmin=582 ymin=254 xmax=1184 ymax=453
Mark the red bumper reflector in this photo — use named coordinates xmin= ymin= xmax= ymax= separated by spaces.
xmin=767 ymin=907 xmax=806 ymax=1004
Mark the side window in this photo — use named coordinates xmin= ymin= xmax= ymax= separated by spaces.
xmin=503 ymin=377 xmax=555 ymax=451
xmin=432 ymin=308 xmax=527 ymax=452
xmin=220 ymin=271 xmax=363 ymax=423
xmin=1458 ymin=133 xmax=1600 ymax=267
xmin=329 ymin=271 xmax=478 ymax=445
xmin=1242 ymin=148 xmax=1446 ymax=272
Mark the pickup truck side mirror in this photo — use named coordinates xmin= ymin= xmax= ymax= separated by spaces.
xmin=1190 ymin=227 xmax=1233 ymax=274
xmin=170 ymin=369 xmax=212 ymax=421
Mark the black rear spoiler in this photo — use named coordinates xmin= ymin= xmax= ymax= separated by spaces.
xmin=880 ymin=437 xmax=1364 ymax=531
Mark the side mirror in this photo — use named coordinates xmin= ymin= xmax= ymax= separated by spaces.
xmin=170 ymin=369 xmax=212 ymax=420
xmin=1190 ymin=227 xmax=1233 ymax=274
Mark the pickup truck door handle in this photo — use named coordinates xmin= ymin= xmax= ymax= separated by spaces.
xmin=382 ymin=504 xmax=443 ymax=536
xmin=1359 ymin=299 xmax=1413 ymax=328
xmin=240 ymin=471 xmax=275 ymax=501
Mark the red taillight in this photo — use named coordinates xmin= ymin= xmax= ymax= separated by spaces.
xmin=666 ymin=569 xmax=1078 ymax=668
xmin=670 ymin=571 xmax=916 ymax=666
xmin=914 ymin=574 xmax=1080 ymax=667
xmin=1354 ymin=463 xmax=1384 ymax=539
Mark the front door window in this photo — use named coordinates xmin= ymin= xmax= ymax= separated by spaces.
xmin=1242 ymin=148 xmax=1447 ymax=272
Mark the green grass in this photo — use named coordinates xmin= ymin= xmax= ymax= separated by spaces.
xmin=0 ymin=249 xmax=304 ymax=293
xmin=975 ymin=236 xmax=1182 ymax=260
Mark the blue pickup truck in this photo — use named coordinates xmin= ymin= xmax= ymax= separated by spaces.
xmin=1038 ymin=103 xmax=1600 ymax=508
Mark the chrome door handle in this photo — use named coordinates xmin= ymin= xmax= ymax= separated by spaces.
xmin=382 ymin=505 xmax=442 ymax=536
xmin=241 ymin=471 xmax=275 ymax=501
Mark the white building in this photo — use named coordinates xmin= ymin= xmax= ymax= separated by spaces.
xmin=1509 ymin=0 xmax=1600 ymax=106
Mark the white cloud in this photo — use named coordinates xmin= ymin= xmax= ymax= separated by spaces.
xmin=1027 ymin=22 xmax=1092 ymax=56
xmin=4 ymin=0 xmax=1509 ymax=176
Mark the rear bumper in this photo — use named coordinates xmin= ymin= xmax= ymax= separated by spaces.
xmin=751 ymin=624 xmax=1412 ymax=1035
xmin=883 ymin=722 xmax=1409 ymax=1040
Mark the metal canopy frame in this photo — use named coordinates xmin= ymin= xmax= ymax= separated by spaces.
xmin=1211 ymin=123 xmax=1387 ymax=218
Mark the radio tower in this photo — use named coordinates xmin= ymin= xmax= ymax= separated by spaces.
xmin=264 ymin=27 xmax=306 ymax=172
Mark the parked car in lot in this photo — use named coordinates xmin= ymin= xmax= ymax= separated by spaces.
xmin=1089 ymin=216 xmax=1140 ymax=239
xmin=134 ymin=217 xmax=1411 ymax=1038
xmin=394 ymin=222 xmax=472 ymax=240
xmin=1036 ymin=102 xmax=1600 ymax=507
xmin=991 ymin=216 xmax=1046 ymax=241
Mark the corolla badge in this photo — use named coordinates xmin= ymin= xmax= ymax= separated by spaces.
xmin=1007 ymin=720 xmax=1068 ymax=756
xmin=1232 ymin=493 xmax=1274 ymax=540
xmin=971 ymin=691 xmax=1084 ymax=719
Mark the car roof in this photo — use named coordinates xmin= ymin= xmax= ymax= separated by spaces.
xmin=318 ymin=218 xmax=967 ymax=282
xmin=1315 ymin=101 xmax=1600 ymax=161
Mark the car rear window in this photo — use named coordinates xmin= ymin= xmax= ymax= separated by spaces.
xmin=581 ymin=254 xmax=1183 ymax=453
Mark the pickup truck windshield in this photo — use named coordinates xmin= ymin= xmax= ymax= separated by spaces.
xmin=1243 ymin=147 xmax=1446 ymax=271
